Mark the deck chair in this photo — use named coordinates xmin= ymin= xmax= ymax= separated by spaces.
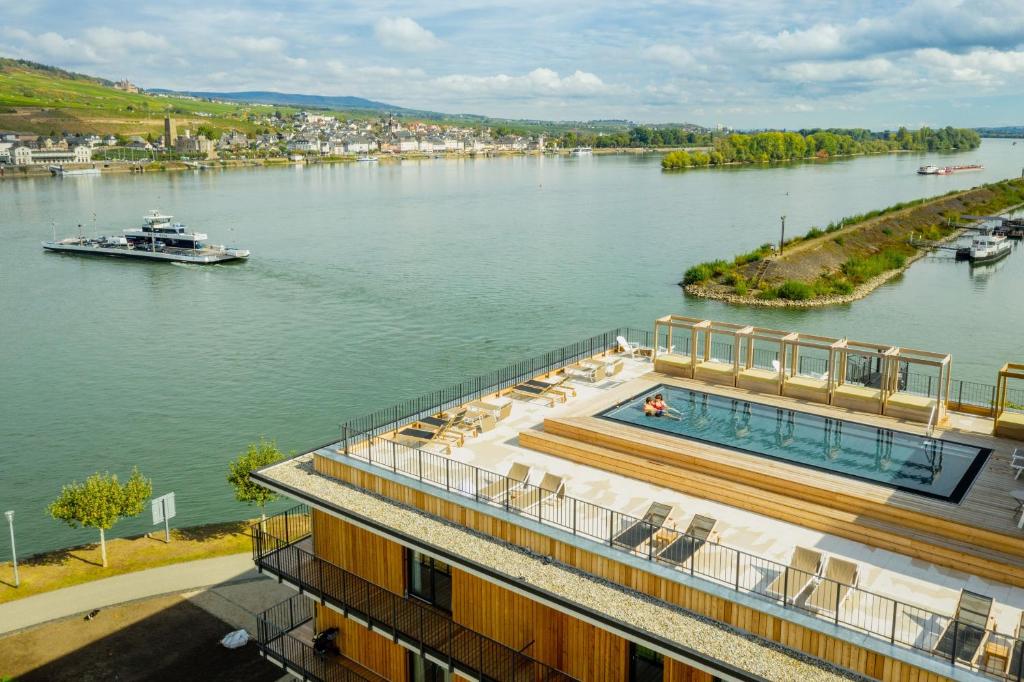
xmin=477 ymin=462 xmax=530 ymax=502
xmin=509 ymin=473 xmax=564 ymax=512
xmin=394 ymin=427 xmax=452 ymax=455
xmin=570 ymin=361 xmax=606 ymax=383
xmin=657 ymin=514 xmax=719 ymax=567
xmin=766 ymin=546 xmax=823 ymax=604
xmin=932 ymin=589 xmax=993 ymax=664
xmin=1012 ymin=448 xmax=1024 ymax=480
xmin=616 ymin=335 xmax=651 ymax=359
xmin=612 ymin=502 xmax=678 ymax=551
xmin=805 ymin=557 xmax=859 ymax=616
xmin=508 ymin=381 xmax=562 ymax=406
xmin=525 ymin=375 xmax=577 ymax=398
xmin=468 ymin=398 xmax=512 ymax=421
xmin=416 ymin=411 xmax=468 ymax=446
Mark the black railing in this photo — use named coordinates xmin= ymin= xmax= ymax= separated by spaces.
xmin=252 ymin=510 xmax=577 ymax=682
xmin=342 ymin=440 xmax=1024 ymax=681
xmin=255 ymin=594 xmax=374 ymax=682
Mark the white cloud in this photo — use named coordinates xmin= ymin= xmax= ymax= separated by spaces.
xmin=374 ymin=17 xmax=443 ymax=52
xmin=772 ymin=57 xmax=895 ymax=83
xmin=225 ymin=36 xmax=286 ymax=55
xmin=82 ymin=27 xmax=168 ymax=51
xmin=912 ymin=47 xmax=1024 ymax=85
xmin=644 ymin=44 xmax=696 ymax=69
xmin=433 ymin=68 xmax=607 ymax=97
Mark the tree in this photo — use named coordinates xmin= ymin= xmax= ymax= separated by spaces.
xmin=48 ymin=468 xmax=152 ymax=567
xmin=227 ymin=438 xmax=283 ymax=521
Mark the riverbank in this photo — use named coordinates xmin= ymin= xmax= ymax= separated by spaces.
xmin=0 ymin=519 xmax=254 ymax=604
xmin=683 ymin=177 xmax=1024 ymax=307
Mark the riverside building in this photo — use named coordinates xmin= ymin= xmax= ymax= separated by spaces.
xmin=248 ymin=316 xmax=1024 ymax=682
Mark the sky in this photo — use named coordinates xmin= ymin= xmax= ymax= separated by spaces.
xmin=2 ymin=0 xmax=1024 ymax=128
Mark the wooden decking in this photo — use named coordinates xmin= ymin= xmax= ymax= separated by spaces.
xmin=529 ymin=373 xmax=1024 ymax=587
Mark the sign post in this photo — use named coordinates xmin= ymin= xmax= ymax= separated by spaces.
xmin=151 ymin=492 xmax=176 ymax=543
xmin=4 ymin=511 xmax=17 ymax=588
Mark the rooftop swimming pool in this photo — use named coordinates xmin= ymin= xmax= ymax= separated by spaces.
xmin=598 ymin=386 xmax=990 ymax=503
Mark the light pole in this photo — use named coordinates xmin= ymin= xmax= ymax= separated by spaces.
xmin=5 ymin=510 xmax=17 ymax=588
xmin=779 ymin=215 xmax=787 ymax=254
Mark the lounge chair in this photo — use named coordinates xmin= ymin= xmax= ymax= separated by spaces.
xmin=468 ymin=398 xmax=512 ymax=421
xmin=477 ymin=462 xmax=530 ymax=502
xmin=616 ymin=335 xmax=651 ymax=359
xmin=656 ymin=514 xmax=719 ymax=567
xmin=932 ymin=589 xmax=993 ymax=664
xmin=612 ymin=502 xmax=678 ymax=551
xmin=804 ymin=557 xmax=859 ymax=616
xmin=766 ymin=546 xmax=823 ymax=604
xmin=509 ymin=472 xmax=565 ymax=512
xmin=525 ymin=374 xmax=577 ymax=397
xmin=569 ymin=361 xmax=606 ymax=383
xmin=1012 ymin=448 xmax=1024 ymax=480
xmin=416 ymin=411 xmax=468 ymax=446
xmin=394 ymin=427 xmax=452 ymax=455
xmin=508 ymin=381 xmax=562 ymax=406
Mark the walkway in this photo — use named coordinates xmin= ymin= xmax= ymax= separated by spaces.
xmin=0 ymin=552 xmax=268 ymax=635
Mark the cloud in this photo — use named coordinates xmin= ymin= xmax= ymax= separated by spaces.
xmin=374 ymin=17 xmax=443 ymax=52
xmin=432 ymin=68 xmax=607 ymax=97
xmin=644 ymin=44 xmax=696 ymax=69
xmin=225 ymin=36 xmax=286 ymax=55
xmin=772 ymin=57 xmax=895 ymax=83
xmin=912 ymin=46 xmax=1024 ymax=85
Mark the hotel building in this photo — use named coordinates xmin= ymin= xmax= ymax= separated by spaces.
xmin=247 ymin=317 xmax=1024 ymax=682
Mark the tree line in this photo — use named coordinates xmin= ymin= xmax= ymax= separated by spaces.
xmin=662 ymin=126 xmax=981 ymax=169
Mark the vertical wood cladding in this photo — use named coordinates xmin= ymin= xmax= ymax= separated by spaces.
xmin=316 ymin=604 xmax=407 ymax=680
xmin=313 ymin=507 xmax=405 ymax=593
xmin=312 ymin=456 xmax=953 ymax=682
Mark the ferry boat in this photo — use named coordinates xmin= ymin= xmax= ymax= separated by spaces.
xmin=968 ymin=230 xmax=1012 ymax=263
xmin=49 ymin=165 xmax=100 ymax=177
xmin=42 ymin=210 xmax=250 ymax=264
xmin=917 ymin=165 xmax=939 ymax=175
xmin=569 ymin=146 xmax=593 ymax=156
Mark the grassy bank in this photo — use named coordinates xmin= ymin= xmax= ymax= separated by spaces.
xmin=682 ymin=178 xmax=1024 ymax=305
xmin=0 ymin=520 xmax=255 ymax=604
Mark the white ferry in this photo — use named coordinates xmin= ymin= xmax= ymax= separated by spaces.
xmin=356 ymin=155 xmax=378 ymax=162
xmin=42 ymin=210 xmax=249 ymax=264
xmin=49 ymin=165 xmax=101 ymax=177
xmin=569 ymin=146 xmax=593 ymax=156
xmin=917 ymin=165 xmax=939 ymax=175
xmin=969 ymin=230 xmax=1012 ymax=263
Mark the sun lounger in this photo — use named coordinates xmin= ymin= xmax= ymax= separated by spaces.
xmin=395 ymin=427 xmax=452 ymax=455
xmin=1012 ymin=448 xmax=1024 ymax=480
xmin=932 ymin=589 xmax=993 ymax=664
xmin=468 ymin=398 xmax=512 ymax=421
xmin=569 ymin=361 xmax=606 ymax=383
xmin=612 ymin=502 xmax=678 ymax=551
xmin=525 ymin=375 xmax=576 ymax=397
xmin=656 ymin=514 xmax=719 ymax=568
xmin=416 ymin=412 xmax=468 ymax=446
xmin=766 ymin=546 xmax=823 ymax=603
xmin=509 ymin=472 xmax=564 ymax=512
xmin=477 ymin=462 xmax=530 ymax=502
xmin=804 ymin=557 xmax=859 ymax=615
xmin=508 ymin=382 xmax=562 ymax=406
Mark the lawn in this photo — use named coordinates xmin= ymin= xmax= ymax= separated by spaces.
xmin=0 ymin=520 xmax=254 ymax=605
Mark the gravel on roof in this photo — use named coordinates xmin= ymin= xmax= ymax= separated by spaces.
xmin=263 ymin=454 xmax=872 ymax=682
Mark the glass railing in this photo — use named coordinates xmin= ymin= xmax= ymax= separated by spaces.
xmin=340 ymin=439 xmax=1024 ymax=681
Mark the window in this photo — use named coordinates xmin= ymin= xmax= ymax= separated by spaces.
xmin=408 ymin=652 xmax=449 ymax=682
xmin=628 ymin=643 xmax=664 ymax=682
xmin=406 ymin=550 xmax=452 ymax=613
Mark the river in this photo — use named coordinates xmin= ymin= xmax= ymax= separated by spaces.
xmin=2 ymin=139 xmax=1023 ymax=556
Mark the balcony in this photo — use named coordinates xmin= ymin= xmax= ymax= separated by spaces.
xmin=256 ymin=594 xmax=385 ymax=682
xmin=252 ymin=507 xmax=577 ymax=682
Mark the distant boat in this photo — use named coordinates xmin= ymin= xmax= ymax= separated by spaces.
xmin=969 ymin=230 xmax=1012 ymax=263
xmin=49 ymin=165 xmax=100 ymax=176
xmin=938 ymin=164 xmax=983 ymax=174
xmin=917 ymin=165 xmax=939 ymax=175
xmin=569 ymin=146 xmax=593 ymax=156
xmin=356 ymin=155 xmax=378 ymax=162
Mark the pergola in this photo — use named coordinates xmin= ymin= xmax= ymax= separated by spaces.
xmin=831 ymin=340 xmax=897 ymax=415
xmin=693 ymin=320 xmax=750 ymax=386
xmin=735 ymin=326 xmax=790 ymax=395
xmin=652 ymin=315 xmax=706 ymax=378
xmin=883 ymin=348 xmax=953 ymax=425
xmin=780 ymin=332 xmax=842 ymax=405
xmin=994 ymin=363 xmax=1024 ymax=440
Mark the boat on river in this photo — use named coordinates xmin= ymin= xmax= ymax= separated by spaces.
xmin=917 ymin=165 xmax=939 ymax=175
xmin=42 ymin=210 xmax=250 ymax=264
xmin=356 ymin=155 xmax=378 ymax=162
xmin=569 ymin=146 xmax=593 ymax=156
xmin=49 ymin=165 xmax=100 ymax=177
xmin=917 ymin=164 xmax=983 ymax=175
xmin=968 ymin=230 xmax=1012 ymax=263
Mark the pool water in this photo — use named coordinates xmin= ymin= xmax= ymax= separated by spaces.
xmin=599 ymin=386 xmax=989 ymax=503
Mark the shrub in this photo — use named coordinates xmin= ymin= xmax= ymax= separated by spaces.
xmin=734 ymin=280 xmax=749 ymax=296
xmin=833 ymin=237 xmax=844 ymax=246
xmin=841 ymin=248 xmax=907 ymax=284
xmin=805 ymin=227 xmax=824 ymax=239
xmin=723 ymin=272 xmax=746 ymax=287
xmin=683 ymin=263 xmax=713 ymax=285
xmin=881 ymin=227 xmax=893 ymax=236
xmin=709 ymin=259 xmax=732 ymax=277
xmin=757 ymin=286 xmax=779 ymax=300
xmin=662 ymin=150 xmax=691 ymax=170
xmin=777 ymin=280 xmax=815 ymax=300
xmin=734 ymin=243 xmax=774 ymax=265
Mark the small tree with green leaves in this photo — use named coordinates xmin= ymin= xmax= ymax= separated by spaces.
xmin=227 ymin=438 xmax=283 ymax=521
xmin=48 ymin=468 xmax=153 ymax=567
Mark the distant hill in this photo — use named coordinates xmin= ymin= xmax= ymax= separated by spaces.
xmin=976 ymin=126 xmax=1024 ymax=138
xmin=148 ymin=89 xmax=407 ymax=113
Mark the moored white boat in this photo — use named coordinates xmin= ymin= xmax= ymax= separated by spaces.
xmin=969 ymin=230 xmax=1012 ymax=263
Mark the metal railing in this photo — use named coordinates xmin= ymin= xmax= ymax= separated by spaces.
xmin=255 ymin=594 xmax=374 ymax=682
xmin=252 ymin=508 xmax=577 ymax=682
xmin=343 ymin=439 xmax=1024 ymax=680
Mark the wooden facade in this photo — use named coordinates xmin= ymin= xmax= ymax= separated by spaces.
xmin=313 ymin=456 xmax=955 ymax=682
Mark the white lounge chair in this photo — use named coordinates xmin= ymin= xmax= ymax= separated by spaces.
xmin=616 ymin=335 xmax=649 ymax=359
xmin=1012 ymin=448 xmax=1024 ymax=480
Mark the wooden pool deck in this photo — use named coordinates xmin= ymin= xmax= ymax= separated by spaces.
xmin=522 ymin=371 xmax=1024 ymax=588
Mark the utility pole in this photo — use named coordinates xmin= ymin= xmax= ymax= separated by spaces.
xmin=5 ymin=511 xmax=18 ymax=588
xmin=779 ymin=216 xmax=786 ymax=254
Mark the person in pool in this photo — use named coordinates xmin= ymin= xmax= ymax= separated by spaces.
xmin=643 ymin=396 xmax=656 ymax=416
xmin=651 ymin=393 xmax=669 ymax=417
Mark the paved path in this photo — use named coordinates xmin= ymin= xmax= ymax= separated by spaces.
xmin=0 ymin=552 xmax=267 ymax=635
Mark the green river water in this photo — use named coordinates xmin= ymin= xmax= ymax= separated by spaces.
xmin=2 ymin=139 xmax=1023 ymax=555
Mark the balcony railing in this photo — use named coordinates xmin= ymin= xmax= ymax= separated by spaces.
xmin=256 ymin=594 xmax=376 ymax=682
xmin=343 ymin=439 xmax=1024 ymax=681
xmin=252 ymin=508 xmax=578 ymax=682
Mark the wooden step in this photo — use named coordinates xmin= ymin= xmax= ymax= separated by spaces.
xmin=520 ymin=428 xmax=1024 ymax=588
